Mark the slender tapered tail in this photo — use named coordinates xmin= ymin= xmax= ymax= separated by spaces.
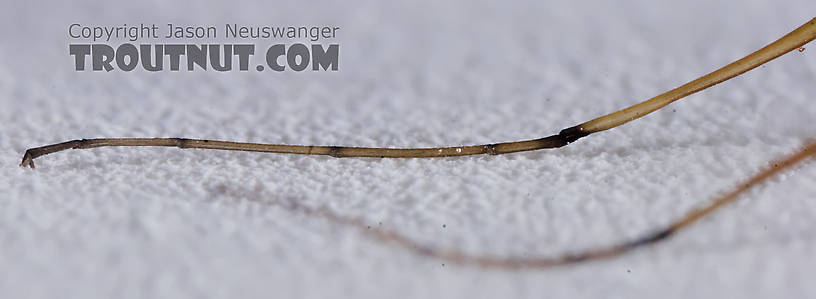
xmin=20 ymin=18 xmax=816 ymax=168
xmin=288 ymin=141 xmax=815 ymax=268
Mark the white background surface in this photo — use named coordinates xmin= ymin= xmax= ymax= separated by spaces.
xmin=1 ymin=1 xmax=815 ymax=298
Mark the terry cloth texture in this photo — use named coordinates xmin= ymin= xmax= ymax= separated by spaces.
xmin=1 ymin=1 xmax=815 ymax=298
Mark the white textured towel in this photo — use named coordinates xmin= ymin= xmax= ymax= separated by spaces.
xmin=2 ymin=1 xmax=815 ymax=298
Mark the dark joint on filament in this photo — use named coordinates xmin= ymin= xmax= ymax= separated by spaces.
xmin=626 ymin=229 xmax=675 ymax=249
xmin=328 ymin=146 xmax=344 ymax=158
xmin=484 ymin=144 xmax=499 ymax=155
xmin=558 ymin=125 xmax=591 ymax=143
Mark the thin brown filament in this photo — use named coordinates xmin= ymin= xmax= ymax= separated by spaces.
xmin=16 ymin=18 xmax=816 ymax=269
xmin=19 ymin=18 xmax=816 ymax=168
xmin=292 ymin=141 xmax=815 ymax=269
